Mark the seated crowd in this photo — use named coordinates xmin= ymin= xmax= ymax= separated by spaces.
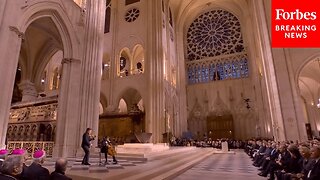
xmin=246 ymin=139 xmax=320 ymax=180
xmin=171 ymin=136 xmax=245 ymax=149
xmin=0 ymin=148 xmax=71 ymax=180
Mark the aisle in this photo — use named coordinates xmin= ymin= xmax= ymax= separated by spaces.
xmin=174 ymin=150 xmax=265 ymax=180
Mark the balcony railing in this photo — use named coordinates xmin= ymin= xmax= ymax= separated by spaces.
xmin=7 ymin=141 xmax=54 ymax=157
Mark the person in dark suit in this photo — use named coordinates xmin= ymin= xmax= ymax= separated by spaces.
xmin=0 ymin=155 xmax=23 ymax=180
xmin=21 ymin=150 xmax=50 ymax=180
xmin=81 ymin=128 xmax=95 ymax=165
xmin=50 ymin=158 xmax=72 ymax=180
xmin=288 ymin=145 xmax=314 ymax=180
xmin=258 ymin=143 xmax=278 ymax=172
xmin=307 ymin=146 xmax=320 ymax=180
xmin=275 ymin=145 xmax=302 ymax=180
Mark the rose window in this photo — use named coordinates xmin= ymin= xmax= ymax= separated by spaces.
xmin=186 ymin=9 xmax=245 ymax=61
xmin=125 ymin=8 xmax=140 ymax=22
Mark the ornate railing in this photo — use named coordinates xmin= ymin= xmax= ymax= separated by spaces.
xmin=7 ymin=141 xmax=54 ymax=157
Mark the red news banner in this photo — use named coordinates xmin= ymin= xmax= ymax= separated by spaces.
xmin=272 ymin=0 xmax=320 ymax=47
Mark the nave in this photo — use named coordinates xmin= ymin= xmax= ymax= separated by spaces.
xmin=39 ymin=148 xmax=263 ymax=180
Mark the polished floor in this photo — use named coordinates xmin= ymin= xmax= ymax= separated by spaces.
xmin=174 ymin=149 xmax=265 ymax=180
xmin=43 ymin=148 xmax=265 ymax=180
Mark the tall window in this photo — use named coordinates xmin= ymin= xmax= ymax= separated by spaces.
xmin=125 ymin=0 xmax=140 ymax=6
xmin=52 ymin=68 xmax=59 ymax=90
xmin=186 ymin=9 xmax=248 ymax=84
xmin=169 ymin=8 xmax=173 ymax=27
xmin=104 ymin=0 xmax=111 ymax=33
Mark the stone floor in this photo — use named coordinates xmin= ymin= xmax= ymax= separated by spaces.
xmin=42 ymin=148 xmax=265 ymax=180
xmin=174 ymin=149 xmax=265 ymax=180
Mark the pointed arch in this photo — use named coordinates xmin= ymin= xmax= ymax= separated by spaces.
xmin=116 ymin=87 xmax=144 ymax=113
xmin=118 ymin=48 xmax=131 ymax=77
xmin=132 ymin=44 xmax=145 ymax=74
xmin=18 ymin=1 xmax=80 ymax=59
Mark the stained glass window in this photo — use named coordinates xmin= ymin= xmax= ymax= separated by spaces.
xmin=186 ymin=9 xmax=249 ymax=84
xmin=186 ymin=10 xmax=245 ymax=61
xmin=209 ymin=64 xmax=215 ymax=81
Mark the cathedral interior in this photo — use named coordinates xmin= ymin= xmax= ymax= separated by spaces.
xmin=0 ymin=0 xmax=319 ymax=159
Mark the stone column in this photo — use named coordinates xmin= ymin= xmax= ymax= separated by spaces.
xmin=251 ymin=0 xmax=286 ymax=141
xmin=107 ymin=0 xmax=118 ymax=112
xmin=146 ymin=0 xmax=165 ymax=143
xmin=18 ymin=80 xmax=38 ymax=101
xmin=78 ymin=0 xmax=105 ymax=148
xmin=271 ymin=48 xmax=308 ymax=141
xmin=53 ymin=58 xmax=81 ymax=157
xmin=175 ymin=13 xmax=188 ymax=139
xmin=0 ymin=2 xmax=23 ymax=148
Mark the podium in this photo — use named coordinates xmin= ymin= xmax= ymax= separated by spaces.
xmin=221 ymin=142 xmax=228 ymax=152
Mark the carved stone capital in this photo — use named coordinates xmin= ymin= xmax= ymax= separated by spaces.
xmin=61 ymin=58 xmax=81 ymax=64
xmin=9 ymin=26 xmax=25 ymax=40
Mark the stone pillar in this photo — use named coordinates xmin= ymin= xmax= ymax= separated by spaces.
xmin=78 ymin=0 xmax=105 ymax=148
xmin=53 ymin=58 xmax=81 ymax=157
xmin=0 ymin=2 xmax=23 ymax=148
xmin=271 ymin=48 xmax=308 ymax=141
xmin=175 ymin=10 xmax=189 ymax=138
xmin=146 ymin=0 xmax=165 ymax=143
xmin=18 ymin=80 xmax=38 ymax=101
xmin=251 ymin=0 xmax=286 ymax=141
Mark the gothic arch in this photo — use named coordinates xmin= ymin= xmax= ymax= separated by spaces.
xmin=118 ymin=35 xmax=145 ymax=51
xmin=118 ymin=98 xmax=128 ymax=113
xmin=295 ymin=53 xmax=320 ymax=86
xmin=175 ymin=0 xmax=247 ymax=32
xmin=116 ymin=87 xmax=144 ymax=112
xmin=132 ymin=44 xmax=145 ymax=74
xmin=175 ymin=0 xmax=253 ymax=74
xmin=18 ymin=1 xmax=80 ymax=59
xmin=118 ymin=48 xmax=131 ymax=76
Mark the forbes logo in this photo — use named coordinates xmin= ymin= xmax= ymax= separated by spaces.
xmin=275 ymin=9 xmax=317 ymax=20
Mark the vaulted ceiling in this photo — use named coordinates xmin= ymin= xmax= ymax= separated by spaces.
xmin=19 ymin=17 xmax=63 ymax=82
xmin=299 ymin=59 xmax=320 ymax=105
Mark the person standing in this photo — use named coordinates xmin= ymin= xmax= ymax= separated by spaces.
xmin=81 ymin=128 xmax=95 ymax=165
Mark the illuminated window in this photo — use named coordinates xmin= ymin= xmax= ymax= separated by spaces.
xmin=186 ymin=9 xmax=248 ymax=84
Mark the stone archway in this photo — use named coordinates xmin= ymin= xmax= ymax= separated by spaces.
xmin=297 ymin=58 xmax=320 ymax=139
xmin=0 ymin=1 xmax=82 ymax=156
xmin=99 ymin=88 xmax=145 ymax=143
